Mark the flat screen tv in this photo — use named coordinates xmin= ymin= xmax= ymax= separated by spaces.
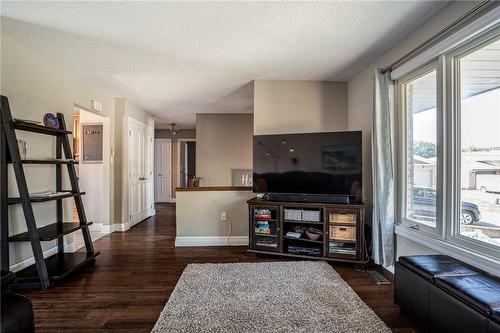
xmin=253 ymin=131 xmax=362 ymax=198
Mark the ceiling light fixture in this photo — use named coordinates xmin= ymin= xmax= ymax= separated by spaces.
xmin=169 ymin=123 xmax=180 ymax=135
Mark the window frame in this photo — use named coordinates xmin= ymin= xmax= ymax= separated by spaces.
xmin=444 ymin=26 xmax=500 ymax=258
xmin=395 ymin=25 xmax=500 ymax=267
xmin=397 ymin=60 xmax=444 ymax=237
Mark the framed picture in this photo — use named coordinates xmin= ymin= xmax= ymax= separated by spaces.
xmin=82 ymin=124 xmax=103 ymax=163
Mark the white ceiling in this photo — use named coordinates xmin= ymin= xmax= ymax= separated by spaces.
xmin=0 ymin=1 xmax=449 ymax=126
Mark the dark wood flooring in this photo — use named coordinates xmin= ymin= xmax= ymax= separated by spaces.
xmin=21 ymin=203 xmax=418 ymax=332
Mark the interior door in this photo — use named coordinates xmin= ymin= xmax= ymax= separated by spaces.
xmin=129 ymin=121 xmax=143 ymax=225
xmin=128 ymin=119 xmax=155 ymax=226
xmin=155 ymin=139 xmax=171 ymax=202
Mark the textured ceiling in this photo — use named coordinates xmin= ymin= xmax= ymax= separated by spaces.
xmin=0 ymin=1 xmax=448 ymax=126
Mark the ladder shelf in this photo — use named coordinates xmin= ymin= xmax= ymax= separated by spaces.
xmin=0 ymin=95 xmax=99 ymax=289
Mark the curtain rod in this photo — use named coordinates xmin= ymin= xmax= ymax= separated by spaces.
xmin=381 ymin=0 xmax=499 ymax=74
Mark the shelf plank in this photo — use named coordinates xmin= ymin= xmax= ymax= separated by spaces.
xmin=13 ymin=120 xmax=71 ymax=135
xmin=7 ymin=192 xmax=85 ymax=205
xmin=329 ymin=238 xmax=356 ymax=243
xmin=254 ymin=234 xmax=277 ymax=237
xmin=14 ymin=252 xmax=99 ymax=283
xmin=248 ymin=249 xmax=364 ymax=264
xmin=9 ymin=222 xmax=92 ymax=242
xmin=10 ymin=159 xmax=79 ymax=165
xmin=254 ymin=244 xmax=278 ymax=250
xmin=327 ymin=252 xmax=358 ymax=260
xmin=283 ymin=220 xmax=323 ymax=225
xmin=284 ymin=236 xmax=323 ymax=244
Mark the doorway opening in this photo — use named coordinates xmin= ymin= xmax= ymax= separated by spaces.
xmin=178 ymin=138 xmax=196 ymax=187
xmin=72 ymin=105 xmax=111 ymax=249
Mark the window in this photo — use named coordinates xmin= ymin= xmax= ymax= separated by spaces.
xmin=396 ymin=25 xmax=500 ymax=265
xmin=402 ymin=67 xmax=439 ymax=230
xmin=456 ymin=37 xmax=500 ymax=248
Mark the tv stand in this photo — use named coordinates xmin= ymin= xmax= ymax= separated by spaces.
xmin=264 ymin=193 xmax=358 ymax=204
xmin=247 ymin=197 xmax=367 ymax=264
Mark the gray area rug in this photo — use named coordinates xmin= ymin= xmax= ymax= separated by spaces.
xmin=152 ymin=261 xmax=391 ymax=333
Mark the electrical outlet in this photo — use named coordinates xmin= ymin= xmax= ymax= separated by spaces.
xmin=220 ymin=211 xmax=227 ymax=222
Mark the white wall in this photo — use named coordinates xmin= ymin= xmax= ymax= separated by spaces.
xmin=175 ymin=190 xmax=254 ymax=245
xmin=254 ymin=80 xmax=348 ymax=135
xmin=196 ymin=113 xmax=253 ymax=186
xmin=346 ymin=1 xmax=478 ymax=257
xmin=0 ymin=33 xmax=117 ymax=270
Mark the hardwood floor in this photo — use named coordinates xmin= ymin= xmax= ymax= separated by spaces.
xmin=21 ymin=203 xmax=418 ymax=332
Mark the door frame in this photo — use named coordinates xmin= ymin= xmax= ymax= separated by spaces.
xmin=154 ymin=138 xmax=173 ymax=203
xmin=177 ymin=138 xmax=196 ymax=188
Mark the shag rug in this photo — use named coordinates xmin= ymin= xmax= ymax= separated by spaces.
xmin=152 ymin=261 xmax=391 ymax=333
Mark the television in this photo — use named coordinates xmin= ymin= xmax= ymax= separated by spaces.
xmin=253 ymin=131 xmax=362 ymax=200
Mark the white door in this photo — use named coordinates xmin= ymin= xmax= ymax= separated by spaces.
xmin=128 ymin=119 xmax=154 ymax=227
xmin=155 ymin=139 xmax=171 ymax=202
xmin=129 ymin=121 xmax=143 ymax=225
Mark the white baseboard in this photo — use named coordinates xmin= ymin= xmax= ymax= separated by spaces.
xmin=112 ymin=222 xmax=131 ymax=232
xmin=89 ymin=223 xmax=113 ymax=234
xmin=156 ymin=199 xmax=175 ymax=203
xmin=175 ymin=236 xmax=249 ymax=247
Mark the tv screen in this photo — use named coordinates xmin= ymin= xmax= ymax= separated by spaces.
xmin=253 ymin=131 xmax=362 ymax=196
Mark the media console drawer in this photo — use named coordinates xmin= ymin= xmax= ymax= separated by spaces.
xmin=329 ymin=212 xmax=357 ymax=224
xmin=330 ymin=226 xmax=356 ymax=241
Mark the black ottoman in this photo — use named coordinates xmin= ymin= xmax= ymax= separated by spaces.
xmin=1 ymin=270 xmax=35 ymax=333
xmin=395 ymin=255 xmax=500 ymax=333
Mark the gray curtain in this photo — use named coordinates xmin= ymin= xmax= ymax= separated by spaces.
xmin=372 ymin=68 xmax=395 ymax=267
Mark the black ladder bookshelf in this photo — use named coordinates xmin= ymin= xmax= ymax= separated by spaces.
xmin=0 ymin=95 xmax=99 ymax=289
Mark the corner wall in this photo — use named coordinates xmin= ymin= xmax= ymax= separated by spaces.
xmin=254 ymin=80 xmax=348 ymax=135
xmin=196 ymin=113 xmax=253 ymax=186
